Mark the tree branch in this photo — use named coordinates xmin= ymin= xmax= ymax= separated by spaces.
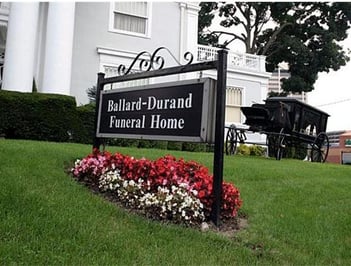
xmin=236 ymin=4 xmax=246 ymax=18
xmin=210 ymin=30 xmax=246 ymax=44
xmin=260 ymin=22 xmax=292 ymax=55
xmin=251 ymin=5 xmax=271 ymax=53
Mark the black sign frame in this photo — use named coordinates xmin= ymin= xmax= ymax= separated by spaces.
xmin=96 ymin=78 xmax=216 ymax=143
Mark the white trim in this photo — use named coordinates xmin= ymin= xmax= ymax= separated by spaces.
xmin=108 ymin=2 xmax=152 ymax=39
xmin=97 ymin=46 xmax=141 ymax=59
xmin=241 ymin=86 xmax=247 ymax=124
xmin=96 ymin=46 xmax=153 ymax=85
xmin=185 ymin=2 xmax=201 ymax=14
xmin=179 ymin=2 xmax=186 ymax=63
xmin=96 ymin=46 xmax=151 ymax=71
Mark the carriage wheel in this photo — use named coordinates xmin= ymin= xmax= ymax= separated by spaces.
xmin=266 ymin=130 xmax=285 ymax=160
xmin=266 ymin=135 xmax=277 ymax=158
xmin=226 ymin=127 xmax=237 ymax=155
xmin=311 ymin=132 xmax=329 ymax=163
xmin=275 ymin=128 xmax=286 ymax=160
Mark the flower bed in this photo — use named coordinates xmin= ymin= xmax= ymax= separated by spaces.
xmin=72 ymin=149 xmax=242 ymax=226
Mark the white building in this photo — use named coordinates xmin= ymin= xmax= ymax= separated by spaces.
xmin=0 ymin=2 xmax=271 ymax=129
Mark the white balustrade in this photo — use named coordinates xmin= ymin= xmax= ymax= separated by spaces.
xmin=197 ymin=44 xmax=266 ymax=72
xmin=103 ymin=65 xmax=149 ymax=90
xmin=0 ymin=2 xmax=10 ymax=14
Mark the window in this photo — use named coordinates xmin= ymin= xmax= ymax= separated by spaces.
xmin=226 ymin=86 xmax=242 ymax=107
xmin=110 ymin=2 xmax=151 ymax=37
xmin=103 ymin=65 xmax=149 ymax=90
xmin=226 ymin=86 xmax=243 ymax=123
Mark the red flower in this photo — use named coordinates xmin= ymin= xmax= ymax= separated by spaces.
xmin=198 ymin=190 xmax=206 ymax=198
xmin=72 ymin=151 xmax=242 ymax=219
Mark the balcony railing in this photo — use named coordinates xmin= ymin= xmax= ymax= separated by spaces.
xmin=0 ymin=2 xmax=10 ymax=15
xmin=197 ymin=44 xmax=266 ymax=73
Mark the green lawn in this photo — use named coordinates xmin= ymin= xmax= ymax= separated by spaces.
xmin=0 ymin=139 xmax=350 ymax=265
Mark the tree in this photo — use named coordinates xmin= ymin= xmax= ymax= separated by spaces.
xmin=198 ymin=2 xmax=351 ymax=93
xmin=198 ymin=2 xmax=219 ymax=45
xmin=86 ymin=85 xmax=96 ymax=104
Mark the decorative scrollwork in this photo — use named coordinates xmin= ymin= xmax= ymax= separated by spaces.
xmin=116 ymin=47 xmax=194 ymax=76
xmin=183 ymin=51 xmax=194 ymax=64
xmin=117 ymin=51 xmax=152 ymax=76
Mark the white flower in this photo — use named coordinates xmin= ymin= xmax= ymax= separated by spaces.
xmin=165 ymin=195 xmax=172 ymax=202
xmin=161 ymin=206 xmax=166 ymax=213
xmin=93 ymin=167 xmax=206 ymax=224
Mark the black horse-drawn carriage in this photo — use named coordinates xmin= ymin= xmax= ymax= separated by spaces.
xmin=225 ymin=97 xmax=330 ymax=162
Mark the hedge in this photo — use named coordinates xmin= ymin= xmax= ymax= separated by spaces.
xmin=0 ymin=90 xmax=80 ymax=142
xmin=75 ymin=103 xmax=95 ymax=144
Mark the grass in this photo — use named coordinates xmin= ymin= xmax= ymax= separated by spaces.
xmin=0 ymin=139 xmax=350 ymax=265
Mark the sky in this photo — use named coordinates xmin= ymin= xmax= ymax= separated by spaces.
xmin=308 ymin=35 xmax=351 ymax=132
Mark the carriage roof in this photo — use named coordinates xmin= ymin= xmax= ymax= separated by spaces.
xmin=264 ymin=97 xmax=330 ymax=117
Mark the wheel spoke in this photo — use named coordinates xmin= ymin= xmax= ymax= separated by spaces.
xmin=275 ymin=129 xmax=285 ymax=160
xmin=226 ymin=128 xmax=237 ymax=155
xmin=311 ymin=132 xmax=329 ymax=163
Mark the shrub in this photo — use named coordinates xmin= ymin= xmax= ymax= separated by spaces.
xmin=72 ymin=150 xmax=242 ymax=224
xmin=235 ymin=144 xmax=266 ymax=157
xmin=206 ymin=144 xmax=215 ymax=153
xmin=151 ymin=140 xmax=168 ymax=150
xmin=0 ymin=90 xmax=79 ymax=142
xmin=137 ymin=140 xmax=153 ymax=149
xmin=75 ymin=103 xmax=95 ymax=144
xmin=182 ymin=142 xmax=207 ymax=152
xmin=167 ymin=141 xmax=183 ymax=151
xmin=286 ymin=143 xmax=308 ymax=160
xmin=107 ymin=138 xmax=140 ymax=147
xmin=236 ymin=144 xmax=250 ymax=156
xmin=249 ymin=145 xmax=266 ymax=156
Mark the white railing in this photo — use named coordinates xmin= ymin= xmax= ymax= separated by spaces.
xmin=103 ymin=65 xmax=149 ymax=90
xmin=0 ymin=2 xmax=10 ymax=15
xmin=197 ymin=44 xmax=266 ymax=72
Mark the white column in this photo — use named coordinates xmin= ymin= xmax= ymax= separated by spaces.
xmin=2 ymin=3 xmax=39 ymax=92
xmin=184 ymin=3 xmax=200 ymax=59
xmin=42 ymin=2 xmax=75 ymax=95
xmin=259 ymin=55 xmax=266 ymax=72
xmin=179 ymin=3 xmax=186 ymax=63
xmin=180 ymin=2 xmax=200 ymax=80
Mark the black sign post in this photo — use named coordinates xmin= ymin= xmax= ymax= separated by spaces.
xmin=211 ymin=49 xmax=228 ymax=226
xmin=93 ymin=72 xmax=105 ymax=150
xmin=93 ymin=47 xmax=228 ymax=226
